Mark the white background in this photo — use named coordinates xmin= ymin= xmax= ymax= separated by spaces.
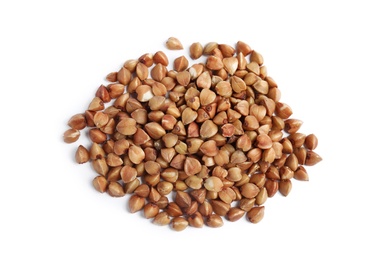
xmin=1 ymin=0 xmax=389 ymax=259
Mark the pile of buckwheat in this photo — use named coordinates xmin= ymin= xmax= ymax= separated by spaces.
xmin=63 ymin=37 xmax=322 ymax=231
